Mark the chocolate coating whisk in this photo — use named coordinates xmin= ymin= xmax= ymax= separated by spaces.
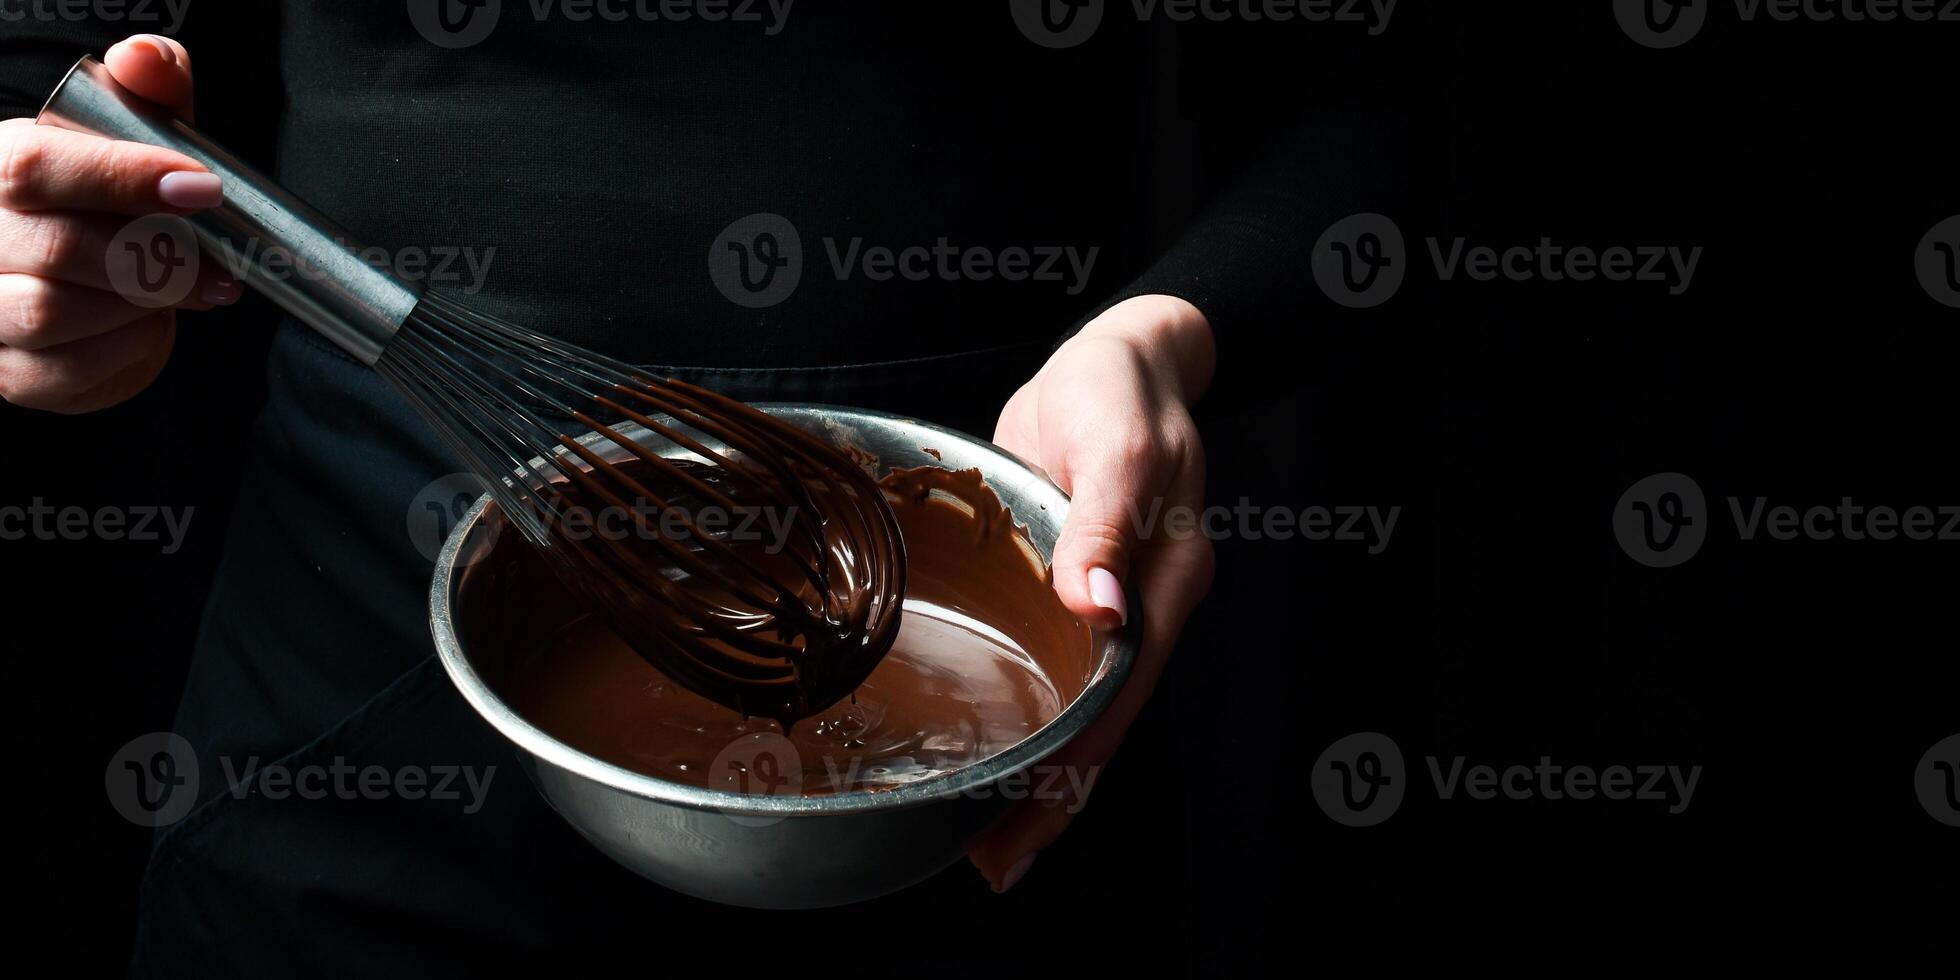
xmin=40 ymin=56 xmax=904 ymax=727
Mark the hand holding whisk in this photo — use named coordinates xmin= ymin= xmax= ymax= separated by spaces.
xmin=39 ymin=56 xmax=905 ymax=729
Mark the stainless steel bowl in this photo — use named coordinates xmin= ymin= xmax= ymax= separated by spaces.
xmin=430 ymin=405 xmax=1139 ymax=909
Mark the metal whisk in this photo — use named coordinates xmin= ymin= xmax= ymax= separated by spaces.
xmin=40 ymin=57 xmax=905 ymax=727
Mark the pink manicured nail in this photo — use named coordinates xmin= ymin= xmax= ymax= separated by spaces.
xmin=1087 ymin=567 xmax=1127 ymax=625
xmin=133 ymin=35 xmax=178 ymax=66
xmin=995 ymin=852 xmax=1036 ymax=894
xmin=159 ymin=172 xmax=222 ymax=210
xmin=202 ymin=278 xmax=242 ymax=306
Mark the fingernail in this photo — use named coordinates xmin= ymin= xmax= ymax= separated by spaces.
xmin=1087 ymin=567 xmax=1127 ymax=625
xmin=201 ymin=278 xmax=241 ymax=306
xmin=159 ymin=172 xmax=222 ymax=210
xmin=994 ymin=852 xmax=1037 ymax=894
xmin=133 ymin=35 xmax=177 ymax=66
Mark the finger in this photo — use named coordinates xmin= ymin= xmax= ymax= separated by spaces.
xmin=0 ymin=210 xmax=214 ymax=298
xmin=104 ymin=34 xmax=197 ymax=120
xmin=1049 ymin=427 xmax=1166 ymax=630
xmin=990 ymin=382 xmax=1040 ymax=460
xmin=969 ymin=460 xmax=1212 ymax=891
xmin=0 ymin=312 xmax=174 ymax=412
xmin=56 ymin=315 xmax=176 ymax=413
xmin=0 ymin=272 xmax=230 ymax=351
xmin=965 ymin=540 xmax=1214 ymax=890
xmin=0 ymin=274 xmax=152 ymax=349
xmin=967 ymin=540 xmax=1215 ymax=880
xmin=0 ymin=124 xmax=215 ymax=216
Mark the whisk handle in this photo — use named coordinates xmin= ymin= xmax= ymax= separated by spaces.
xmin=35 ymin=56 xmax=419 ymax=366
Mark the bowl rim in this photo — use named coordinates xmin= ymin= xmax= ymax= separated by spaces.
xmin=429 ymin=403 xmax=1139 ymax=817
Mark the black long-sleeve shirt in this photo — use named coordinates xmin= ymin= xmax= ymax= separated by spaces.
xmin=2 ymin=3 xmax=1430 ymax=384
xmin=3 ymin=12 xmax=1433 ymax=972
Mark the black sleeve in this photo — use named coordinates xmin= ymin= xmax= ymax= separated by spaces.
xmin=1 ymin=17 xmax=141 ymax=120
xmin=1072 ymin=16 xmax=1442 ymax=410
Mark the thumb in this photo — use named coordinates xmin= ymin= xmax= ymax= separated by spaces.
xmin=1050 ymin=450 xmax=1152 ymax=631
xmin=104 ymin=35 xmax=196 ymax=121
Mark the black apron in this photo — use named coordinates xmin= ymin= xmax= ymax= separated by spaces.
xmin=129 ymin=320 xmax=1153 ymax=976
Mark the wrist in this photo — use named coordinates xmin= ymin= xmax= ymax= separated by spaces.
xmin=1075 ymin=294 xmax=1215 ymax=405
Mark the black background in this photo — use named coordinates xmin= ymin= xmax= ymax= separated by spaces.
xmin=5 ymin=3 xmax=1955 ymax=975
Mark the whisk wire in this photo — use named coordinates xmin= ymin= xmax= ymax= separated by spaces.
xmin=374 ymin=291 xmax=905 ymax=726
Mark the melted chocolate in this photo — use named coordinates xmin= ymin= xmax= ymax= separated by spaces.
xmin=461 ymin=465 xmax=1095 ymax=794
xmin=529 ymin=398 xmax=903 ymax=731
